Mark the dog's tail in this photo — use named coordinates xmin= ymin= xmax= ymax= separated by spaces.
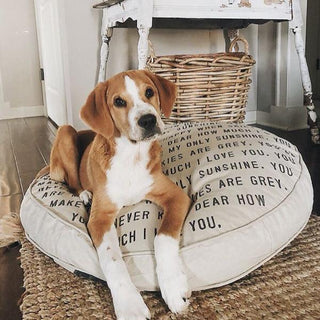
xmin=0 ymin=166 xmax=50 ymax=248
xmin=0 ymin=212 xmax=23 ymax=248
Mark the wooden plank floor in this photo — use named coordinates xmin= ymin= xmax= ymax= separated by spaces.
xmin=0 ymin=116 xmax=319 ymax=320
xmin=0 ymin=117 xmax=56 ymax=320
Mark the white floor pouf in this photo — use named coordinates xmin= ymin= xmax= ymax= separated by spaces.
xmin=20 ymin=122 xmax=313 ymax=291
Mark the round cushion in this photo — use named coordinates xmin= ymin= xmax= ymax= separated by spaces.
xmin=20 ymin=122 xmax=313 ymax=291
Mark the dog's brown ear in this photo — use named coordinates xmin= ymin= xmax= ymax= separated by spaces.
xmin=80 ymin=82 xmax=114 ymax=139
xmin=143 ymin=70 xmax=177 ymax=118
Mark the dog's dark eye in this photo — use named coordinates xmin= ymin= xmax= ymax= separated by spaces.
xmin=114 ymin=97 xmax=127 ymax=107
xmin=145 ymin=88 xmax=154 ymax=99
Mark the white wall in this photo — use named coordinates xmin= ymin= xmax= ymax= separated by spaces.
xmin=59 ymin=1 xmax=102 ymax=127
xmin=0 ymin=0 xmax=44 ymax=119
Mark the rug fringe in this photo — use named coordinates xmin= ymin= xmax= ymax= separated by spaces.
xmin=0 ymin=212 xmax=24 ymax=248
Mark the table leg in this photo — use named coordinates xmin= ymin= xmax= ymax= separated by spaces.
xmin=98 ymin=27 xmax=113 ymax=83
xmin=292 ymin=26 xmax=320 ymax=144
xmin=137 ymin=25 xmax=150 ymax=70
xmin=227 ymin=29 xmax=240 ymax=52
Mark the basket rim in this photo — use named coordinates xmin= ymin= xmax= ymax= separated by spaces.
xmin=147 ymin=51 xmax=255 ymax=61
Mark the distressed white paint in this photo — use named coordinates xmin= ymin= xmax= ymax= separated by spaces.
xmin=97 ymin=226 xmax=151 ymax=320
xmin=137 ymin=0 xmax=153 ymax=69
xmin=98 ymin=31 xmax=113 ymax=83
xmin=309 ymin=110 xmax=317 ymax=123
xmin=103 ymin=0 xmax=292 ymax=26
xmin=137 ymin=26 xmax=150 ymax=69
xmin=292 ymin=28 xmax=312 ymax=95
xmin=154 ymin=234 xmax=190 ymax=313
xmin=286 ymin=0 xmax=307 ymax=109
xmin=106 ymin=136 xmax=154 ymax=208
xmin=152 ymin=0 xmax=291 ymax=19
xmin=291 ymin=23 xmax=319 ymax=143
xmin=98 ymin=9 xmax=113 ymax=82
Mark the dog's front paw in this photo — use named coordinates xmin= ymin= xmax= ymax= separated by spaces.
xmin=114 ymin=286 xmax=151 ymax=320
xmin=79 ymin=190 xmax=92 ymax=205
xmin=158 ymin=267 xmax=191 ymax=313
xmin=154 ymin=234 xmax=191 ymax=314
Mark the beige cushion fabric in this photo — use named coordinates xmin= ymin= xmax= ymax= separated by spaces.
xmin=20 ymin=122 xmax=313 ymax=291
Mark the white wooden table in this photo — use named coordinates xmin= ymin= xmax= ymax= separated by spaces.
xmin=94 ymin=0 xmax=319 ymax=144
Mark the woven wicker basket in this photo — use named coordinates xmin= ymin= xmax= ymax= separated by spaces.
xmin=146 ymin=37 xmax=256 ymax=123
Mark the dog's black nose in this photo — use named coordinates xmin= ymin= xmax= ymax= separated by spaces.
xmin=138 ymin=114 xmax=156 ymax=130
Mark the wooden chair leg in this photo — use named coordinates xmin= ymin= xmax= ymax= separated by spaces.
xmin=291 ymin=26 xmax=320 ymax=144
xmin=98 ymin=10 xmax=114 ymax=83
xmin=137 ymin=25 xmax=150 ymax=70
xmin=290 ymin=0 xmax=320 ymax=144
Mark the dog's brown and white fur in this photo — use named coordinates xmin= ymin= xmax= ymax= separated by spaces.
xmin=48 ymin=70 xmax=191 ymax=320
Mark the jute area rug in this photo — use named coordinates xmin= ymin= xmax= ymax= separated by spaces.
xmin=20 ymin=216 xmax=320 ymax=320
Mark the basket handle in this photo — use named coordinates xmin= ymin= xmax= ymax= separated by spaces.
xmin=229 ymin=36 xmax=250 ymax=55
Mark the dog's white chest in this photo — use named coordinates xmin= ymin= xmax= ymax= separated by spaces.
xmin=106 ymin=137 xmax=154 ymax=208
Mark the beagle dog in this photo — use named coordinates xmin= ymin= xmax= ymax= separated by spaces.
xmin=49 ymin=70 xmax=191 ymax=320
